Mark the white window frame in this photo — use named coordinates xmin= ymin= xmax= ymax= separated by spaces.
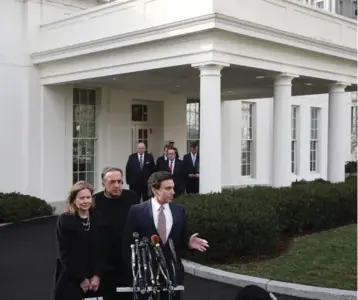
xmin=186 ymin=99 xmax=200 ymax=152
xmin=72 ymin=88 xmax=97 ymax=186
xmin=291 ymin=106 xmax=299 ymax=174
xmin=310 ymin=107 xmax=320 ymax=173
xmin=241 ymin=102 xmax=255 ymax=177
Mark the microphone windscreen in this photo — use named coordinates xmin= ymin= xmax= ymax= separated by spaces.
xmin=151 ymin=234 xmax=160 ymax=244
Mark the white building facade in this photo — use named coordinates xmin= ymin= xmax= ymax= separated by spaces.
xmin=0 ymin=0 xmax=356 ymax=208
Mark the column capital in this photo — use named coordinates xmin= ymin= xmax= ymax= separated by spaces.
xmin=329 ymin=81 xmax=350 ymax=93
xmin=192 ymin=61 xmax=230 ymax=76
xmin=274 ymin=73 xmax=299 ymax=86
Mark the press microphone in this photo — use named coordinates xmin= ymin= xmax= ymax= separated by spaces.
xmin=168 ymin=238 xmax=177 ymax=286
xmin=140 ymin=241 xmax=148 ymax=286
xmin=150 ymin=234 xmax=173 ymax=292
xmin=150 ymin=235 xmax=168 ymax=271
xmin=134 ymin=232 xmax=146 ymax=295
xmin=130 ymin=244 xmax=136 ymax=280
xmin=168 ymin=238 xmax=177 ymax=264
xmin=142 ymin=237 xmax=155 ymax=286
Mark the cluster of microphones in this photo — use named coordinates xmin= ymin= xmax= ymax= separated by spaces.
xmin=128 ymin=232 xmax=182 ymax=300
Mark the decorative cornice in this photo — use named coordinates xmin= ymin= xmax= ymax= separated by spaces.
xmin=31 ymin=13 xmax=357 ymax=64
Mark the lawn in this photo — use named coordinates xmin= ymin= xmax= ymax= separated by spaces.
xmin=212 ymin=224 xmax=357 ymax=290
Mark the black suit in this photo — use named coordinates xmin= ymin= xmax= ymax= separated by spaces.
xmin=122 ymin=200 xmax=192 ymax=300
xmin=182 ymin=153 xmax=200 ymax=194
xmin=53 ymin=209 xmax=107 ymax=300
xmin=125 ymin=152 xmax=155 ymax=200
xmin=157 ymin=159 xmax=185 ymax=197
xmin=155 ymin=155 xmax=167 ymax=171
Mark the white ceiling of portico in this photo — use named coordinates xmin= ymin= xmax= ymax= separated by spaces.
xmin=77 ymin=64 xmax=357 ymax=100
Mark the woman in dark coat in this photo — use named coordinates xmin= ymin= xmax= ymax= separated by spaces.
xmin=53 ymin=181 xmax=107 ymax=300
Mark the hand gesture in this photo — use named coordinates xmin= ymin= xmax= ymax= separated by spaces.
xmin=189 ymin=233 xmax=209 ymax=252
xmin=80 ymin=278 xmax=90 ymax=293
xmin=89 ymin=275 xmax=100 ymax=292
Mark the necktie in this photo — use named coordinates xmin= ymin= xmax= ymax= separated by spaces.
xmin=169 ymin=160 xmax=173 ymax=174
xmin=139 ymin=154 xmax=144 ymax=169
xmin=192 ymin=155 xmax=196 ymax=166
xmin=157 ymin=206 xmax=166 ymax=244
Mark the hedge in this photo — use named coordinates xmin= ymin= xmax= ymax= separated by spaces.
xmin=176 ymin=176 xmax=357 ymax=263
xmin=0 ymin=192 xmax=54 ymax=223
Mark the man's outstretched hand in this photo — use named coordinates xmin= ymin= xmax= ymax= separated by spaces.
xmin=189 ymin=233 xmax=209 ymax=252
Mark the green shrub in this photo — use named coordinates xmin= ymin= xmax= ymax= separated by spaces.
xmin=345 ymin=161 xmax=357 ymax=174
xmin=176 ymin=177 xmax=357 ymax=263
xmin=176 ymin=191 xmax=280 ymax=263
xmin=0 ymin=192 xmax=54 ymax=223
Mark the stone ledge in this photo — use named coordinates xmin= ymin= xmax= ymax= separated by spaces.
xmin=183 ymin=260 xmax=357 ymax=300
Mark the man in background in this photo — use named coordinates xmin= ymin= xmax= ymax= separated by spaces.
xmin=157 ymin=148 xmax=185 ymax=197
xmin=182 ymin=142 xmax=200 ymax=194
xmin=125 ymin=142 xmax=155 ymax=201
xmin=168 ymin=140 xmax=179 ymax=159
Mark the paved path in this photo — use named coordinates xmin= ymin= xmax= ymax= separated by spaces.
xmin=0 ymin=217 xmax=241 ymax=300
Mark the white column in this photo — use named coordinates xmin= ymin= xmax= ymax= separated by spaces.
xmin=192 ymin=62 xmax=229 ymax=193
xmin=327 ymin=82 xmax=350 ymax=182
xmin=272 ymin=73 xmax=298 ymax=187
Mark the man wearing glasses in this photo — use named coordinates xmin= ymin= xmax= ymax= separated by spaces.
xmin=93 ymin=167 xmax=140 ymax=300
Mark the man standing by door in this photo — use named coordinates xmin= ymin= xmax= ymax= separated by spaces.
xmin=125 ymin=142 xmax=155 ymax=201
xmin=182 ymin=142 xmax=200 ymax=194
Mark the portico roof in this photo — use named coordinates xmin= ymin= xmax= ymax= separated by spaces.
xmin=31 ymin=0 xmax=357 ymax=87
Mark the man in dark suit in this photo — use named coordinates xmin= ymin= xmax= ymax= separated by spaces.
xmin=156 ymin=144 xmax=169 ymax=171
xmin=125 ymin=142 xmax=155 ymax=200
xmin=122 ymin=171 xmax=209 ymax=300
xmin=157 ymin=148 xmax=185 ymax=197
xmin=168 ymin=140 xmax=179 ymax=159
xmin=182 ymin=142 xmax=200 ymax=194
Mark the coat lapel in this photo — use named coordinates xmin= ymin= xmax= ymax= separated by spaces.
xmin=144 ymin=200 xmax=158 ymax=236
xmin=168 ymin=203 xmax=178 ymax=240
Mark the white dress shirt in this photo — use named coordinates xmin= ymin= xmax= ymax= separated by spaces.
xmin=151 ymin=197 xmax=173 ymax=240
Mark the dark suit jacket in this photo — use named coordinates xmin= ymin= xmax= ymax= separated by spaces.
xmin=182 ymin=153 xmax=199 ymax=177
xmin=155 ymin=155 xmax=167 ymax=171
xmin=122 ymin=200 xmax=192 ymax=285
xmin=53 ymin=209 xmax=107 ymax=300
xmin=157 ymin=159 xmax=185 ymax=195
xmin=125 ymin=152 xmax=155 ymax=186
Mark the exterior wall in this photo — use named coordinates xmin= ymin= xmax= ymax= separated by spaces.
xmin=0 ymin=0 xmax=100 ymax=199
xmin=223 ymin=93 xmax=352 ymax=188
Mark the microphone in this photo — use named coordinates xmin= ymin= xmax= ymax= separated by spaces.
xmin=130 ymin=244 xmax=136 ymax=280
xmin=150 ymin=235 xmax=168 ymax=271
xmin=133 ymin=232 xmax=145 ymax=293
xmin=168 ymin=238 xmax=177 ymax=286
xmin=168 ymin=238 xmax=177 ymax=264
xmin=150 ymin=234 xmax=173 ymax=293
xmin=140 ymin=241 xmax=148 ymax=286
xmin=142 ymin=237 xmax=155 ymax=287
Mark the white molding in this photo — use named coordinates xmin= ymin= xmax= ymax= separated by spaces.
xmin=31 ymin=14 xmax=357 ymax=64
xmin=211 ymin=50 xmax=356 ymax=84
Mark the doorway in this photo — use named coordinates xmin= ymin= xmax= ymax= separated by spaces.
xmin=132 ymin=125 xmax=151 ymax=153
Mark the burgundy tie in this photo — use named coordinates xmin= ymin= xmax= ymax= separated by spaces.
xmin=157 ymin=206 xmax=167 ymax=244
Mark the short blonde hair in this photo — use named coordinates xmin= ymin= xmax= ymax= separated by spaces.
xmin=65 ymin=181 xmax=94 ymax=214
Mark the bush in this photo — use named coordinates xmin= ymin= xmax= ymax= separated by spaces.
xmin=345 ymin=161 xmax=357 ymax=174
xmin=0 ymin=192 xmax=54 ymax=223
xmin=176 ymin=177 xmax=357 ymax=263
xmin=177 ymin=190 xmax=280 ymax=263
